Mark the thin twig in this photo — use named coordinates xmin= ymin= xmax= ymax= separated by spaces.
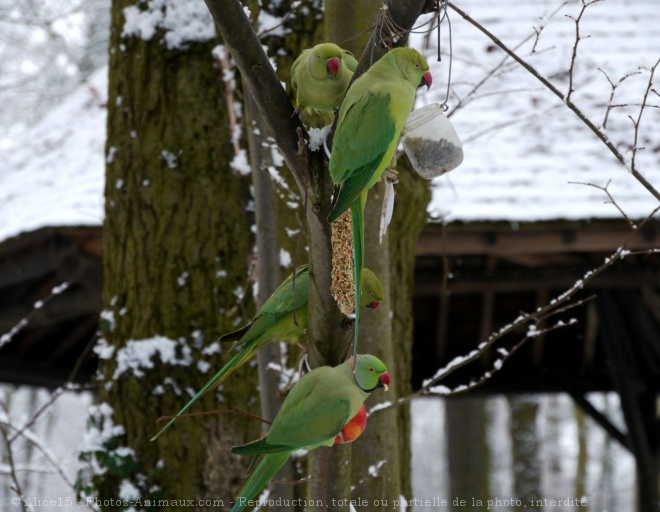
xmin=0 ymin=416 xmax=30 ymax=512
xmin=0 ymin=281 xmax=71 ymax=350
xmin=568 ymin=180 xmax=636 ymax=229
xmin=155 ymin=406 xmax=272 ymax=425
xmin=566 ymin=0 xmax=602 ymax=102
xmin=256 ymin=0 xmax=303 ymax=38
xmin=597 ymin=68 xmax=642 ymax=129
xmin=630 ymin=58 xmax=660 ymax=176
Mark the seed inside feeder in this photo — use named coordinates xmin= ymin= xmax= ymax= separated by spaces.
xmin=402 ymin=103 xmax=464 ymax=179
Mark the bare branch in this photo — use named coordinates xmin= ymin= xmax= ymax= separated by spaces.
xmin=203 ymin=0 xmax=306 ymax=189
xmin=256 ymin=0 xmax=303 ymax=38
xmin=379 ymin=205 xmax=660 ymax=408
xmin=568 ymin=180 xmax=636 ymax=229
xmin=0 ymin=414 xmax=30 ymax=512
xmin=0 ymin=281 xmax=71 ymax=350
xmin=630 ymin=58 xmax=660 ymax=176
xmin=447 ymin=1 xmax=660 ymax=203
xmin=531 ymin=2 xmax=568 ymax=55
xmin=597 ymin=67 xmax=642 ymax=129
xmin=216 ymin=47 xmax=242 ymax=159
xmin=566 ymin=0 xmax=603 ymax=102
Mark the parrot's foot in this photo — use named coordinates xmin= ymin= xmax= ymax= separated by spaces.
xmin=383 ymin=167 xmax=399 ymax=184
xmin=292 ymin=106 xmax=303 ymax=118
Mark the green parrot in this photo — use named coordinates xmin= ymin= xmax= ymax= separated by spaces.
xmin=327 ymin=47 xmax=432 ymax=358
xmin=230 ymin=354 xmax=390 ymax=512
xmin=150 ymin=265 xmax=383 ymax=441
xmin=291 ymin=43 xmax=357 ymax=128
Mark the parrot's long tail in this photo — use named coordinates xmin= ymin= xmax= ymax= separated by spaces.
xmin=230 ymin=452 xmax=290 ymax=512
xmin=350 ymin=196 xmax=366 ymax=362
xmin=150 ymin=345 xmax=255 ymax=441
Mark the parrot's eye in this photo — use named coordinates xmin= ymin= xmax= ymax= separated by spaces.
xmin=370 ymin=292 xmax=375 ymax=297
xmin=415 ymin=63 xmax=421 ymax=69
xmin=316 ymin=54 xmax=321 ymax=60
xmin=368 ymin=367 xmax=375 ymax=373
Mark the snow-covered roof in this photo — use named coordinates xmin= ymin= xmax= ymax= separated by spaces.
xmin=414 ymin=0 xmax=659 ymax=222
xmin=0 ymin=68 xmax=107 ymax=243
xmin=0 ymin=1 xmax=658 ymax=246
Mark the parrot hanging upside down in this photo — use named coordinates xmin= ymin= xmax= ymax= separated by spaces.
xmin=291 ymin=42 xmax=358 ymax=128
xmin=327 ymin=47 xmax=432 ymax=361
xmin=229 ymin=354 xmax=390 ymax=512
xmin=150 ymin=265 xmax=384 ymax=441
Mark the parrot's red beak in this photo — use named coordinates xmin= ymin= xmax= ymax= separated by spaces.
xmin=378 ymin=371 xmax=390 ymax=392
xmin=420 ymin=71 xmax=432 ymax=90
xmin=327 ymin=57 xmax=340 ymax=76
xmin=366 ymin=301 xmax=381 ymax=311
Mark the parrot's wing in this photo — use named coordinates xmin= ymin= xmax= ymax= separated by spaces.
xmin=218 ymin=323 xmax=251 ymax=343
xmin=259 ymin=265 xmax=309 ymax=316
xmin=223 ymin=265 xmax=309 ymax=344
xmin=290 ymin=49 xmax=308 ymax=96
xmin=328 ymin=92 xmax=396 ymax=221
xmin=231 ymin=395 xmax=349 ymax=455
xmin=232 ymin=437 xmax=292 ymax=455
xmin=265 ymin=368 xmax=354 ymax=449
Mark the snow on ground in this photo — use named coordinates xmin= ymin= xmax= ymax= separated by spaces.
xmin=411 ymin=395 xmax=635 ymax=512
xmin=0 ymin=385 xmax=94 ymax=512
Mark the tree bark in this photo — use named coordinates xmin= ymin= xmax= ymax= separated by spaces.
xmin=87 ymin=1 xmax=261 ymax=509
xmin=88 ymin=0 xmax=435 ymax=509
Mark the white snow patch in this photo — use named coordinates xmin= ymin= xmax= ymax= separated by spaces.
xmin=113 ymin=336 xmax=193 ymax=379
xmin=197 ymin=360 xmax=211 ymax=374
xmin=93 ymin=337 xmax=116 ymax=360
xmin=203 ymin=341 xmax=222 ymax=356
xmin=368 ymin=459 xmax=386 ymax=477
xmin=308 ymin=125 xmax=331 ymax=152
xmin=122 ymin=0 xmax=216 ymax=50
xmin=230 ymin=149 xmax=251 ymax=175
xmin=279 ymin=248 xmax=292 ymax=267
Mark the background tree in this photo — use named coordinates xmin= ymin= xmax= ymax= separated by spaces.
xmin=78 ymin=0 xmax=434 ymax=510
xmin=78 ymin=0 xmax=263 ymax=508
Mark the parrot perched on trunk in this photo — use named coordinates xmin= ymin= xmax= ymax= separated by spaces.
xmin=327 ymin=47 xmax=432 ymax=359
xmin=291 ymin=43 xmax=357 ymax=128
xmin=230 ymin=354 xmax=390 ymax=512
xmin=150 ymin=265 xmax=383 ymax=441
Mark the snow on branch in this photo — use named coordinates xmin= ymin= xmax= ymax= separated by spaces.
xmin=378 ymin=203 xmax=660 ymax=409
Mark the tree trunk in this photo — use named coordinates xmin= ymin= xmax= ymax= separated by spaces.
xmin=84 ymin=0 xmax=433 ymax=509
xmin=508 ymin=396 xmax=542 ymax=512
xmin=446 ymin=397 xmax=490 ymax=511
xmin=82 ymin=1 xmax=261 ymax=509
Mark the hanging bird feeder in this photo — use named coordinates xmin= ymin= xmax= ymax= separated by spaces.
xmin=402 ymin=103 xmax=463 ymax=179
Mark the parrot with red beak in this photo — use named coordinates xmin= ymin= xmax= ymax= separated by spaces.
xmin=291 ymin=42 xmax=357 ymax=127
xmin=230 ymin=355 xmax=389 ymax=512
xmin=327 ymin=47 xmax=432 ymax=359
